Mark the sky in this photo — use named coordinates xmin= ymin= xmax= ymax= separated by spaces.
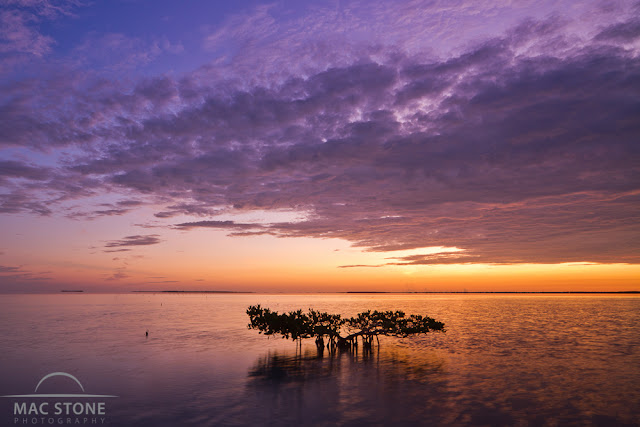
xmin=0 ymin=0 xmax=639 ymax=292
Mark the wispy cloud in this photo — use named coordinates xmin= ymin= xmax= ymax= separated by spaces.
xmin=2 ymin=0 xmax=84 ymax=20
xmin=595 ymin=18 xmax=640 ymax=42
xmin=0 ymin=263 xmax=52 ymax=285
xmin=0 ymin=264 xmax=22 ymax=273
xmin=0 ymin=0 xmax=84 ymax=73
xmin=104 ymin=268 xmax=129 ymax=281
xmin=104 ymin=235 xmax=162 ymax=249
xmin=173 ymin=220 xmax=262 ymax=231
xmin=0 ymin=9 xmax=54 ymax=56
xmin=66 ymin=200 xmax=145 ymax=220
xmin=71 ymin=32 xmax=184 ymax=72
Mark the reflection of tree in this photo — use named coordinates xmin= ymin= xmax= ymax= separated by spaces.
xmin=248 ymin=349 xmax=334 ymax=384
xmin=249 ymin=345 xmax=447 ymax=384
xmin=243 ymin=346 xmax=451 ymax=426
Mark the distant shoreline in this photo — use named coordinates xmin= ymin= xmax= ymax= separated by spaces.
xmin=22 ymin=290 xmax=640 ymax=295
xmin=131 ymin=290 xmax=255 ymax=294
xmin=133 ymin=290 xmax=638 ymax=294
xmin=345 ymin=291 xmax=640 ymax=294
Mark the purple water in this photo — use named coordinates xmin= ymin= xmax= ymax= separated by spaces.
xmin=1 ymin=293 xmax=638 ymax=426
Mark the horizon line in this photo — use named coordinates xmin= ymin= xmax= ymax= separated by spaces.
xmin=0 ymin=290 xmax=638 ymax=295
xmin=130 ymin=290 xmax=640 ymax=294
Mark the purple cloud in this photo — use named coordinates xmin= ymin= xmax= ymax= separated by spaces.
xmin=1 ymin=7 xmax=639 ymax=266
xmin=0 ymin=264 xmax=22 ymax=273
xmin=104 ymin=235 xmax=162 ymax=248
xmin=104 ymin=269 xmax=129 ymax=281
xmin=66 ymin=200 xmax=145 ymax=220
xmin=71 ymin=32 xmax=184 ymax=73
xmin=595 ymin=18 xmax=640 ymax=42
xmin=0 ymin=9 xmax=54 ymax=57
xmin=0 ymin=191 xmax=52 ymax=215
xmin=0 ymin=160 xmax=50 ymax=180
xmin=0 ymin=0 xmax=85 ymax=75
xmin=0 ymin=264 xmax=52 ymax=287
xmin=173 ymin=220 xmax=262 ymax=231
xmin=2 ymin=0 xmax=82 ymax=20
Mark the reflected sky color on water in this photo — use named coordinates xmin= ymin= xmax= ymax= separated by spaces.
xmin=0 ymin=294 xmax=639 ymax=426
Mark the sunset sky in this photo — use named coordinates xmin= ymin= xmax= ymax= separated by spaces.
xmin=0 ymin=0 xmax=638 ymax=292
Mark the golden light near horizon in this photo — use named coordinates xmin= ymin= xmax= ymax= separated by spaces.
xmin=3 ymin=201 xmax=637 ymax=292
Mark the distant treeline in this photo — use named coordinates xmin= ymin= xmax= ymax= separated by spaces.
xmin=132 ymin=290 xmax=253 ymax=293
xmin=346 ymin=291 xmax=640 ymax=294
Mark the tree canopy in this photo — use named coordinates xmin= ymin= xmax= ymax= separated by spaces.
xmin=247 ymin=305 xmax=445 ymax=350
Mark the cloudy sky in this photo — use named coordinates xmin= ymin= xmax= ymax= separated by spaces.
xmin=0 ymin=0 xmax=638 ymax=292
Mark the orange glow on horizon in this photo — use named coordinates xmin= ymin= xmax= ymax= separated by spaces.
xmin=1 ymin=212 xmax=638 ymax=293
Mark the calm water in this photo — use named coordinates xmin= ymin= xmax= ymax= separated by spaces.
xmin=0 ymin=293 xmax=639 ymax=426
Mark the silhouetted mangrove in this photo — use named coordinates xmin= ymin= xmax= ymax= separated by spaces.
xmin=246 ymin=305 xmax=445 ymax=351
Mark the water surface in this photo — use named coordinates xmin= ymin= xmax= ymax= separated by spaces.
xmin=0 ymin=293 xmax=638 ymax=426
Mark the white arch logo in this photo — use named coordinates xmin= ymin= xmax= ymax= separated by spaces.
xmin=2 ymin=372 xmax=117 ymax=398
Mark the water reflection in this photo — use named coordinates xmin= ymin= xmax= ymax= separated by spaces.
xmin=1 ymin=294 xmax=639 ymax=426
xmin=244 ymin=346 xmax=451 ymax=426
xmin=249 ymin=349 xmax=337 ymax=384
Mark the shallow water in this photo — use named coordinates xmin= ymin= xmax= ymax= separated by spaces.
xmin=0 ymin=293 xmax=638 ymax=426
